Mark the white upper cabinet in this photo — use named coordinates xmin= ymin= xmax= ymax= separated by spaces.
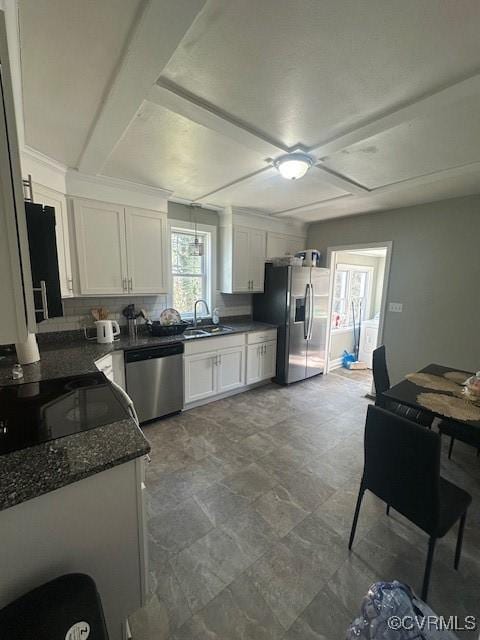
xmin=32 ymin=183 xmax=73 ymax=297
xmin=72 ymin=198 xmax=168 ymax=296
xmin=221 ymin=224 xmax=266 ymax=293
xmin=232 ymin=226 xmax=251 ymax=292
xmin=73 ymin=199 xmax=128 ymax=295
xmin=250 ymin=228 xmax=267 ymax=291
xmin=125 ymin=207 xmax=167 ymax=294
xmin=266 ymin=232 xmax=306 ymax=260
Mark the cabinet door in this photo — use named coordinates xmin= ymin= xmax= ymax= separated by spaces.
xmin=217 ymin=346 xmax=245 ymax=393
xmin=288 ymin=237 xmax=306 ymax=256
xmin=261 ymin=341 xmax=277 ymax=380
xmin=125 ymin=207 xmax=167 ymax=294
xmin=246 ymin=344 xmax=262 ymax=384
xmin=232 ymin=226 xmax=250 ymax=292
xmin=184 ymin=352 xmax=217 ymax=403
xmin=249 ymin=229 xmax=267 ymax=292
xmin=73 ymin=199 xmax=127 ymax=295
xmin=266 ymin=233 xmax=289 ymax=260
xmin=32 ymin=183 xmax=73 ymax=297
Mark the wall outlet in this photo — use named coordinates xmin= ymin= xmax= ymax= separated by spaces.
xmin=389 ymin=302 xmax=403 ymax=313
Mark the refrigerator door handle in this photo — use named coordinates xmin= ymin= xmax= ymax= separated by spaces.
xmin=308 ymin=283 xmax=314 ymax=340
xmin=304 ymin=283 xmax=310 ymax=340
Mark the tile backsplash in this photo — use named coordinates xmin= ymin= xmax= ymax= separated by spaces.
xmin=36 ymin=292 xmax=253 ymax=333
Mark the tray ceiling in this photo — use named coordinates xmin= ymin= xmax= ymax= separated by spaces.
xmin=18 ymin=0 xmax=480 ymax=221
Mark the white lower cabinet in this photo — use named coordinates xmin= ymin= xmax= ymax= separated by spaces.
xmin=0 ymin=459 xmax=147 ymax=640
xmin=246 ymin=340 xmax=277 ymax=384
xmin=184 ymin=345 xmax=246 ymax=404
xmin=184 ymin=352 xmax=218 ymax=403
xmin=217 ymin=346 xmax=245 ymax=393
xmin=184 ymin=331 xmax=277 ymax=406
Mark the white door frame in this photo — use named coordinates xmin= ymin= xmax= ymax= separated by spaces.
xmin=324 ymin=241 xmax=393 ymax=375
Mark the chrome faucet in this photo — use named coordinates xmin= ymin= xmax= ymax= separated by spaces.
xmin=193 ymin=299 xmax=210 ymax=327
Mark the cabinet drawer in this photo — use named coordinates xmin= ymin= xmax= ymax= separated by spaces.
xmin=247 ymin=329 xmax=277 ymax=345
xmin=184 ymin=333 xmax=245 ymax=355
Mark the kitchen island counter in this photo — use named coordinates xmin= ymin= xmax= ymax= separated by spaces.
xmin=0 ymin=416 xmax=150 ymax=512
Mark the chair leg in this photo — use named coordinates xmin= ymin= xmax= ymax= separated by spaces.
xmin=421 ymin=537 xmax=436 ymax=602
xmin=386 ymin=504 xmax=390 ymax=516
xmin=448 ymin=437 xmax=455 ymax=459
xmin=454 ymin=512 xmax=467 ymax=570
xmin=348 ymin=483 xmax=365 ymax=550
xmin=476 ymin=448 xmax=480 ymax=457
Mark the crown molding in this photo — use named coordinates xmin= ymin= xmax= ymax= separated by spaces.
xmin=219 ymin=205 xmax=307 ymax=234
xmin=65 ymin=170 xmax=173 ymax=211
xmin=67 ymin=170 xmax=173 ymax=199
xmin=22 ymin=145 xmax=68 ymax=175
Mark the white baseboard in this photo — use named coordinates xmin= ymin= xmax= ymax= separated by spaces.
xmin=328 ymin=357 xmax=343 ymax=372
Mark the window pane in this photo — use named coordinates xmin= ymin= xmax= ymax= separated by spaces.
xmin=171 ymin=231 xmax=204 ymax=275
xmin=332 ymin=270 xmax=348 ymax=327
xmin=350 ymin=271 xmax=367 ymax=299
xmin=334 ymin=270 xmax=347 ymax=300
xmin=173 ymin=275 xmax=204 ymax=315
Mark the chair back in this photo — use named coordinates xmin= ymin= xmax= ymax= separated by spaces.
xmin=363 ymin=405 xmax=441 ymax=535
xmin=372 ymin=345 xmax=390 ymax=407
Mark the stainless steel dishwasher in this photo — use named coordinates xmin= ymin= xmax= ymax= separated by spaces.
xmin=124 ymin=342 xmax=184 ymax=423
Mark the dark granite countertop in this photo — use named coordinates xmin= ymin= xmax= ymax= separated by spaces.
xmin=0 ymin=319 xmax=274 ymax=511
xmin=0 ymin=418 xmax=150 ymax=511
xmin=0 ymin=320 xmax=277 ymax=386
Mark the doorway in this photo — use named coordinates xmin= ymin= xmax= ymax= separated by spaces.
xmin=325 ymin=242 xmax=392 ymax=393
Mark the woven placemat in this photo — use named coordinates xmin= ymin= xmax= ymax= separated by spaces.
xmin=444 ymin=371 xmax=470 ymax=385
xmin=405 ymin=372 xmax=462 ymax=395
xmin=417 ymin=392 xmax=480 ymax=422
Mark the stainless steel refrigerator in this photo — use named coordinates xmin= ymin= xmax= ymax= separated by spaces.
xmin=253 ymin=263 xmax=330 ymax=384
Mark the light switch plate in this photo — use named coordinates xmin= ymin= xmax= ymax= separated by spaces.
xmin=389 ymin=302 xmax=403 ymax=312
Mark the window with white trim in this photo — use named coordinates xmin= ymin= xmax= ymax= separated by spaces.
xmin=332 ymin=263 xmax=373 ymax=330
xmin=170 ymin=224 xmax=214 ymax=317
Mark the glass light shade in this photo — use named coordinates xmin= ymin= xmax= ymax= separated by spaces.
xmin=189 ymin=237 xmax=204 ymax=256
xmin=275 ymin=153 xmax=312 ymax=180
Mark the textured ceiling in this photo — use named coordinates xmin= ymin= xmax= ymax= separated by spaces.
xmin=163 ymin=0 xmax=480 ymax=148
xmin=103 ymin=101 xmax=265 ymax=199
xmin=19 ymin=0 xmax=144 ymax=166
xmin=18 ymin=0 xmax=480 ymax=220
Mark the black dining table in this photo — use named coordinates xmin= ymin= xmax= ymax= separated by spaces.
xmin=383 ymin=363 xmax=480 ymax=429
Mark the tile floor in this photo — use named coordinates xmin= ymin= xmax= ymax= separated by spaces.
xmin=130 ymin=373 xmax=480 ymax=639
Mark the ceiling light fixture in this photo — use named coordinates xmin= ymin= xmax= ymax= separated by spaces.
xmin=274 ymin=153 xmax=313 ymax=180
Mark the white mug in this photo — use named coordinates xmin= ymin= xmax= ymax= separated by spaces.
xmin=95 ymin=320 xmax=120 ymax=344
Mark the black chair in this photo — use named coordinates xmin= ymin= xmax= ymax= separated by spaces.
xmin=439 ymin=419 xmax=480 ymax=459
xmin=372 ymin=345 xmax=434 ymax=427
xmin=349 ymin=405 xmax=471 ymax=602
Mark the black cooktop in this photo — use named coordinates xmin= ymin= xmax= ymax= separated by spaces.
xmin=0 ymin=372 xmax=128 ymax=456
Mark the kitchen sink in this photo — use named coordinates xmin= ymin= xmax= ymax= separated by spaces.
xmin=183 ymin=325 xmax=234 ymax=339
xmin=183 ymin=328 xmax=209 ymax=338
xmin=201 ymin=325 xmax=234 ymax=334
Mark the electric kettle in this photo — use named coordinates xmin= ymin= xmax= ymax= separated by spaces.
xmin=94 ymin=320 xmax=120 ymax=344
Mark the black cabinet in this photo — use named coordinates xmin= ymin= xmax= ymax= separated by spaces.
xmin=24 ymin=202 xmax=63 ymax=323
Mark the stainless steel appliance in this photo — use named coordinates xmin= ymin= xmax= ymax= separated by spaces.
xmin=124 ymin=343 xmax=184 ymax=423
xmin=253 ymin=263 xmax=330 ymax=384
